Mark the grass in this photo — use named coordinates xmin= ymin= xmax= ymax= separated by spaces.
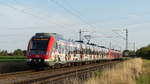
xmin=84 ymin=58 xmax=143 ymax=84
xmin=0 ymin=56 xmax=26 ymax=62
xmin=0 ymin=56 xmax=25 ymax=59
xmin=136 ymin=59 xmax=150 ymax=84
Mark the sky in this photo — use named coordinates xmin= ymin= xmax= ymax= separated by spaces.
xmin=0 ymin=0 xmax=150 ymax=52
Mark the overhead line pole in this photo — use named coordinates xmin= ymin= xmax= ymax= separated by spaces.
xmin=79 ymin=29 xmax=82 ymax=41
xmin=125 ymin=29 xmax=128 ymax=50
xmin=133 ymin=42 xmax=135 ymax=51
xmin=79 ymin=29 xmax=88 ymax=41
xmin=112 ymin=29 xmax=129 ymax=50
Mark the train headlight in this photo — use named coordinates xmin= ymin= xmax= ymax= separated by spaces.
xmin=27 ymin=59 xmax=32 ymax=62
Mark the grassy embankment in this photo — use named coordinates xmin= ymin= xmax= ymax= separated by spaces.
xmin=84 ymin=58 xmax=143 ymax=84
xmin=136 ymin=59 xmax=150 ymax=84
xmin=0 ymin=56 xmax=26 ymax=62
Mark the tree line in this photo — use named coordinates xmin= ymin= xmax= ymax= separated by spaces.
xmin=0 ymin=49 xmax=26 ymax=56
xmin=136 ymin=45 xmax=150 ymax=59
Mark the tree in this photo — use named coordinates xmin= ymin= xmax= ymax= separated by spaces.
xmin=13 ymin=49 xmax=24 ymax=56
xmin=136 ymin=45 xmax=150 ymax=59
xmin=0 ymin=50 xmax=8 ymax=56
xmin=23 ymin=50 xmax=27 ymax=56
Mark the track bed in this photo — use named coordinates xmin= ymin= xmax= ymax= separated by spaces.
xmin=0 ymin=60 xmax=122 ymax=84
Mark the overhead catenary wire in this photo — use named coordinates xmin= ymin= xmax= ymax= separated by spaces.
xmin=112 ymin=30 xmax=126 ymax=40
xmin=0 ymin=0 xmax=85 ymax=42
xmin=4 ymin=0 xmax=125 ymax=50
xmin=12 ymin=0 xmax=69 ymax=26
xmin=59 ymin=0 xmax=106 ymax=35
xmin=48 ymin=0 xmax=87 ymax=24
xmin=95 ymin=34 xmax=123 ymax=50
xmin=12 ymin=0 xmax=94 ymax=38
xmin=13 ymin=0 xmax=98 ymax=33
xmin=60 ymin=0 xmax=89 ymax=23
xmin=48 ymin=0 xmax=112 ymax=44
xmin=48 ymin=0 xmax=103 ymax=32
xmin=2 ymin=0 xmax=70 ymax=29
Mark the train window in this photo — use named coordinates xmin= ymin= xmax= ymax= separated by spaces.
xmin=55 ymin=42 xmax=58 ymax=49
xmin=65 ymin=45 xmax=68 ymax=54
xmin=97 ymin=51 xmax=99 ymax=55
xmin=89 ymin=48 xmax=91 ymax=55
xmin=73 ymin=46 xmax=75 ymax=53
xmin=58 ymin=44 xmax=62 ymax=53
xmin=86 ymin=48 xmax=88 ymax=54
xmin=31 ymin=40 xmax=48 ymax=50
xmin=70 ymin=46 xmax=72 ymax=53
xmin=61 ymin=45 xmax=64 ymax=54
xmin=77 ymin=48 xmax=80 ymax=54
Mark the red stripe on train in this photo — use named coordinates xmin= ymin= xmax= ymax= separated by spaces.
xmin=45 ymin=36 xmax=55 ymax=59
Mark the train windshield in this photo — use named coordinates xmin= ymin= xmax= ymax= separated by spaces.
xmin=29 ymin=38 xmax=49 ymax=54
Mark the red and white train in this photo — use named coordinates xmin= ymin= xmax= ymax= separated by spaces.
xmin=27 ymin=33 xmax=122 ymax=67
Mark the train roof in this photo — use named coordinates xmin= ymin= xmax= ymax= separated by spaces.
xmin=34 ymin=33 xmax=64 ymax=40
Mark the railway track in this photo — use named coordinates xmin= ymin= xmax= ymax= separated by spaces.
xmin=0 ymin=60 xmax=121 ymax=84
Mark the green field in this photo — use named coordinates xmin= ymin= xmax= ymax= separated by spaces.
xmin=0 ymin=56 xmax=26 ymax=62
xmin=137 ymin=59 xmax=150 ymax=84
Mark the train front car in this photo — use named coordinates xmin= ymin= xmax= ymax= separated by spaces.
xmin=26 ymin=33 xmax=55 ymax=67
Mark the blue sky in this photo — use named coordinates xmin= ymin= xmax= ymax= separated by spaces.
xmin=0 ymin=0 xmax=150 ymax=52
